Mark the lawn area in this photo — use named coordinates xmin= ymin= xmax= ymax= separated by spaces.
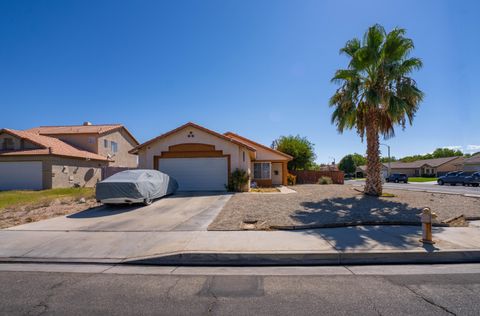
xmin=408 ymin=177 xmax=437 ymax=182
xmin=0 ymin=188 xmax=94 ymax=210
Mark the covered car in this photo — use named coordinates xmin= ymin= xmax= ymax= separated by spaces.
xmin=96 ymin=169 xmax=178 ymax=205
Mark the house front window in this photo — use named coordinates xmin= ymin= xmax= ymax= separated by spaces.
xmin=111 ymin=141 xmax=118 ymax=153
xmin=2 ymin=138 xmax=14 ymax=150
xmin=104 ymin=139 xmax=109 ymax=148
xmin=253 ymin=162 xmax=271 ymax=179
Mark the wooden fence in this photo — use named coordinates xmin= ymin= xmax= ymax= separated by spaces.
xmin=289 ymin=170 xmax=344 ymax=185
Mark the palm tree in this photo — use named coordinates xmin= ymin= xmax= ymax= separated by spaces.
xmin=329 ymin=24 xmax=424 ymax=196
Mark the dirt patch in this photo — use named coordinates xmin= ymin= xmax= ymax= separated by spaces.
xmin=0 ymin=198 xmax=100 ymax=229
xmin=208 ymin=184 xmax=480 ymax=230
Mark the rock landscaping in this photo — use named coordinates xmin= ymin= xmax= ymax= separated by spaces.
xmin=208 ymin=184 xmax=480 ymax=230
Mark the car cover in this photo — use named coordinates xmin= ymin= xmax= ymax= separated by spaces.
xmin=95 ymin=169 xmax=178 ymax=201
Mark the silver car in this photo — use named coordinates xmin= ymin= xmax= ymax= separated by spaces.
xmin=96 ymin=169 xmax=178 ymax=205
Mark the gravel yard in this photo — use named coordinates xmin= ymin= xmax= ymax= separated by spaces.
xmin=208 ymin=184 xmax=480 ymax=230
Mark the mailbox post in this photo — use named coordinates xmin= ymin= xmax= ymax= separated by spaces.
xmin=420 ymin=207 xmax=437 ymax=244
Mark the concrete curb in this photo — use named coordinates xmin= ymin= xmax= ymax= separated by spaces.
xmin=126 ymin=250 xmax=480 ymax=266
xmin=2 ymin=250 xmax=480 ymax=266
xmin=270 ymin=221 xmax=449 ymax=230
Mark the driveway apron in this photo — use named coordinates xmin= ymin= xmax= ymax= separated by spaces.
xmin=6 ymin=192 xmax=232 ymax=232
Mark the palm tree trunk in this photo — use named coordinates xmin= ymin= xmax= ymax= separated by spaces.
xmin=364 ymin=112 xmax=383 ymax=196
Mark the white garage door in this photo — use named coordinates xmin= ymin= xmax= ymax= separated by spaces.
xmin=158 ymin=157 xmax=228 ymax=191
xmin=0 ymin=161 xmax=43 ymax=191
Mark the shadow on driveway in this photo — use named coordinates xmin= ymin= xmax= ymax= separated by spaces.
xmin=167 ymin=191 xmax=232 ymax=198
xmin=67 ymin=204 xmax=143 ymax=219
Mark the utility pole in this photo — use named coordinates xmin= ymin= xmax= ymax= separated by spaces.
xmin=328 ymin=156 xmax=336 ymax=170
xmin=380 ymin=143 xmax=391 ymax=176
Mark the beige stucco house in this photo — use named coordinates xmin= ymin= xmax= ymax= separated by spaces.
xmin=355 ymin=156 xmax=464 ymax=178
xmin=130 ymin=122 xmax=292 ymax=191
xmin=385 ymin=156 xmax=464 ymax=177
xmin=0 ymin=129 xmax=110 ymax=190
xmin=356 ymin=164 xmax=389 ymax=179
xmin=27 ymin=122 xmax=139 ymax=168
xmin=463 ymin=154 xmax=480 ymax=172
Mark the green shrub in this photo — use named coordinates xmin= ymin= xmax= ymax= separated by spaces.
xmin=317 ymin=176 xmax=333 ymax=185
xmin=287 ymin=173 xmax=297 ymax=185
xmin=227 ymin=169 xmax=250 ymax=192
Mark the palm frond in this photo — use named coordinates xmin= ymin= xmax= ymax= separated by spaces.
xmin=340 ymin=38 xmax=361 ymax=57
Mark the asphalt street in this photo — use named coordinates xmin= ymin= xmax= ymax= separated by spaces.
xmin=347 ymin=180 xmax=480 ymax=196
xmin=1 ymin=264 xmax=480 ymax=315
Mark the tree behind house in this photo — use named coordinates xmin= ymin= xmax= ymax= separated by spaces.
xmin=338 ymin=155 xmax=356 ymax=174
xmin=272 ymin=135 xmax=316 ymax=170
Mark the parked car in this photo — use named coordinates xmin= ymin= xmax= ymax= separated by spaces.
xmin=437 ymin=171 xmax=468 ymax=186
xmin=385 ymin=173 xmax=408 ymax=183
xmin=96 ymin=169 xmax=178 ymax=205
xmin=463 ymin=172 xmax=480 ymax=187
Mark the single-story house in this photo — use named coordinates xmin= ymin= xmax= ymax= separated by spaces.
xmin=0 ymin=129 xmax=110 ymax=190
xmin=385 ymin=156 xmax=464 ymax=177
xmin=355 ymin=164 xmax=388 ymax=179
xmin=463 ymin=154 xmax=480 ymax=172
xmin=319 ymin=163 xmax=339 ymax=172
xmin=129 ymin=122 xmax=293 ymax=191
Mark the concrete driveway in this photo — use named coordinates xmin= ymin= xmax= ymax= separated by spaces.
xmin=7 ymin=192 xmax=232 ymax=232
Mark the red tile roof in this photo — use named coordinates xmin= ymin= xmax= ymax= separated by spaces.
xmin=26 ymin=124 xmax=139 ymax=145
xmin=26 ymin=124 xmax=123 ymax=135
xmin=224 ymin=132 xmax=293 ymax=160
xmin=0 ymin=129 xmax=110 ymax=161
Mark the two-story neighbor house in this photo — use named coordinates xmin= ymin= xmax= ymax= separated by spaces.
xmin=0 ymin=129 xmax=110 ymax=190
xmin=0 ymin=123 xmax=139 ymax=190
xmin=26 ymin=122 xmax=139 ymax=168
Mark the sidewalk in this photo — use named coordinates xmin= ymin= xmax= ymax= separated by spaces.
xmin=1 ymin=225 xmax=480 ymax=265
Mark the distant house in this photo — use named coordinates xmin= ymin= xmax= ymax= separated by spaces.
xmin=385 ymin=156 xmax=464 ymax=177
xmin=26 ymin=122 xmax=139 ymax=168
xmin=355 ymin=164 xmax=388 ymax=179
xmin=355 ymin=156 xmax=464 ymax=178
xmin=319 ymin=163 xmax=339 ymax=172
xmin=463 ymin=154 xmax=480 ymax=172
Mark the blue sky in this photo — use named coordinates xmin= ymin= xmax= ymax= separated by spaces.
xmin=1 ymin=0 xmax=478 ymax=164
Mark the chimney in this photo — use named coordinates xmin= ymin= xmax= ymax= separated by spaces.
xmin=83 ymin=121 xmax=92 ymax=126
